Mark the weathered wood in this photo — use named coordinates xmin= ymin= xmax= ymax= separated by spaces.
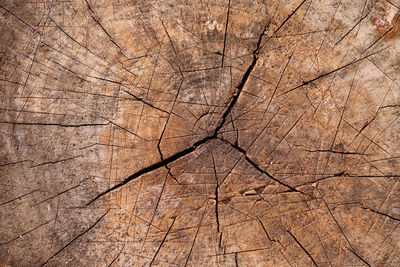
xmin=1 ymin=0 xmax=400 ymax=266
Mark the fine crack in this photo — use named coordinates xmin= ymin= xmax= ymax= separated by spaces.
xmin=149 ymin=217 xmax=176 ymax=266
xmin=221 ymin=0 xmax=231 ymax=67
xmin=122 ymin=89 xmax=169 ymax=114
xmin=0 ymin=4 xmax=41 ymax=35
xmin=220 ymin=138 xmax=312 ymax=197
xmin=84 ymin=0 xmax=126 ymax=57
xmin=0 ymin=219 xmax=53 ymax=247
xmin=0 ymin=121 xmax=110 ymax=127
xmin=347 ymin=247 xmax=371 ymax=267
xmin=279 ymin=49 xmax=384 ymax=96
xmin=210 ymin=148 xmax=220 ymax=233
xmin=362 ymin=207 xmax=400 ymax=222
xmin=304 ymin=149 xmax=366 ymax=155
xmin=40 ymin=211 xmax=108 ymax=266
xmin=286 ymin=229 xmax=319 ymax=266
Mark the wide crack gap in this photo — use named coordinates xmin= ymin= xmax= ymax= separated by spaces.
xmin=86 ymin=135 xmax=214 ymax=205
xmin=85 ymin=19 xmax=270 ymax=206
xmin=86 ymin=5 xmax=317 ymax=205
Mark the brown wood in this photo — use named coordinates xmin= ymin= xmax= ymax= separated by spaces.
xmin=1 ymin=0 xmax=400 ymax=266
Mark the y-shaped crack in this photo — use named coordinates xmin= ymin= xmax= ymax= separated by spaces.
xmin=85 ymin=20 xmax=269 ymax=206
xmin=86 ymin=3 xmax=308 ymax=205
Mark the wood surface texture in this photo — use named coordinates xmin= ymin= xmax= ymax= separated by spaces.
xmin=1 ymin=0 xmax=400 ymax=266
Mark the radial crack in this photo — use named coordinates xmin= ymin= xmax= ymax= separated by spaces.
xmin=286 ymin=229 xmax=319 ymax=266
xmin=219 ymin=138 xmax=311 ymax=197
xmin=279 ymin=49 xmax=384 ymax=96
xmin=0 ymin=121 xmax=110 ymax=127
xmin=221 ymin=0 xmax=231 ymax=67
xmin=40 ymin=211 xmax=108 ymax=266
xmin=213 ymin=21 xmax=268 ymax=135
xmin=362 ymin=207 xmax=400 ymax=222
xmin=86 ymin=136 xmax=215 ymax=205
xmin=347 ymin=247 xmax=371 ymax=267
xmin=149 ymin=217 xmax=176 ymax=266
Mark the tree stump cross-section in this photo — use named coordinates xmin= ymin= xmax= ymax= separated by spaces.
xmin=1 ymin=0 xmax=400 ymax=266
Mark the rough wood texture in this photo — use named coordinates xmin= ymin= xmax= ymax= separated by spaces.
xmin=1 ymin=0 xmax=400 ymax=266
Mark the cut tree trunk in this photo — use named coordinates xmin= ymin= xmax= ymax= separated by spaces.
xmin=1 ymin=0 xmax=400 ymax=266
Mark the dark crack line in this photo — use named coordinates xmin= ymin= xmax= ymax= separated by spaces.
xmin=0 ymin=219 xmax=53 ymax=247
xmin=257 ymin=218 xmax=277 ymax=243
xmin=298 ymin=173 xmax=400 ymax=187
xmin=49 ymin=17 xmax=95 ymax=56
xmin=84 ymin=0 xmax=126 ymax=57
xmin=213 ymin=21 xmax=268 ymax=136
xmin=362 ymin=12 xmax=400 ymax=54
xmin=229 ymin=113 xmax=239 ymax=145
xmin=41 ymin=39 xmax=131 ymax=87
xmin=157 ymin=79 xmax=184 ymax=160
xmin=30 ymin=155 xmax=83 ymax=168
xmin=221 ymin=0 xmax=231 ymax=67
xmin=149 ymin=217 xmax=176 ymax=266
xmin=279 ymin=49 xmax=381 ymax=96
xmin=347 ymin=247 xmax=371 ymax=267
xmin=0 ymin=78 xmax=24 ymax=85
xmin=122 ymin=89 xmax=169 ymax=114
xmin=235 ymin=252 xmax=239 ymax=267
xmin=179 ymin=65 xmax=231 ymax=73
xmin=0 ymin=4 xmax=41 ymax=35
xmin=362 ymin=207 xmax=400 ymax=222
xmin=14 ymin=9 xmax=50 ymax=123
xmin=51 ymin=59 xmax=90 ymax=83
xmin=86 ymin=75 xmax=126 ymax=85
xmin=160 ymin=18 xmax=177 ymax=54
xmin=166 ymin=166 xmax=180 ymax=184
xmin=286 ymin=229 xmax=318 ymax=266
xmin=218 ymin=232 xmax=223 ymax=249
xmin=108 ymin=121 xmax=147 ymax=141
xmin=304 ymin=149 xmax=366 ymax=155
xmin=32 ymin=185 xmax=78 ymax=206
xmin=379 ymin=104 xmax=400 ymax=109
xmin=51 ymin=55 xmax=139 ymax=98
xmin=86 ymin=135 xmax=215 ymax=206
xmin=271 ymin=0 xmax=308 ymax=37
xmin=184 ymin=208 xmax=206 ymax=267
xmin=258 ymin=219 xmax=293 ymax=266
xmin=220 ymin=138 xmax=311 ymax=197
xmin=335 ymin=0 xmax=379 ymax=45
xmin=217 ymin=247 xmax=271 ymax=256
xmin=0 ymin=160 xmax=30 ymax=168
xmin=210 ymin=148 xmax=220 ymax=233
xmin=107 ymin=244 xmax=125 ymax=267
xmin=0 ymin=189 xmax=41 ymax=207
xmin=358 ymin=114 xmax=377 ymax=135
xmin=139 ymin=174 xmax=168 ymax=256
xmin=0 ymin=121 xmax=110 ymax=127
xmin=40 ymin=211 xmax=108 ymax=266
xmin=263 ymin=53 xmax=293 ymax=119
xmin=318 ymin=193 xmax=360 ymax=258
xmin=32 ymin=178 xmax=91 ymax=206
